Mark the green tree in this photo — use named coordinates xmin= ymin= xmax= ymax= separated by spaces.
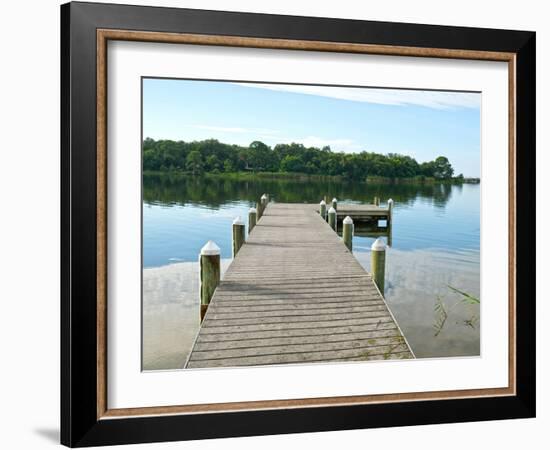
xmin=280 ymin=155 xmax=305 ymax=173
xmin=223 ymin=159 xmax=235 ymax=172
xmin=186 ymin=150 xmax=204 ymax=175
xmin=420 ymin=161 xmax=435 ymax=177
xmin=205 ymin=154 xmax=221 ymax=172
xmin=433 ymin=156 xmax=454 ymax=179
xmin=143 ymin=138 xmax=459 ymax=182
xmin=248 ymin=141 xmax=276 ymax=171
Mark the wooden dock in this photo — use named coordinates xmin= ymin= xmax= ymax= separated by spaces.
xmin=186 ymin=202 xmax=413 ymax=369
xmin=312 ymin=203 xmax=392 ymax=223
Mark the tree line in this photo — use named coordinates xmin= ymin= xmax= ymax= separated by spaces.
xmin=143 ymin=138 xmax=461 ymax=181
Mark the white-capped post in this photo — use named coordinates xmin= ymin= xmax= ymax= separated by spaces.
xmin=319 ymin=199 xmax=327 ymax=220
xmin=258 ymin=194 xmax=268 ymax=219
xmin=332 ymin=197 xmax=338 ymax=211
xmin=328 ymin=206 xmax=337 ymax=231
xmin=387 ymin=198 xmax=394 ymax=247
xmin=232 ymin=216 xmax=245 ymax=257
xmin=200 ymin=240 xmax=220 ymax=322
xmin=248 ymin=207 xmax=257 ymax=233
xmin=343 ymin=216 xmax=354 ymax=251
xmin=371 ymin=238 xmax=386 ymax=295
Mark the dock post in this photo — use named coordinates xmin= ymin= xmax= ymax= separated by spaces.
xmin=232 ymin=216 xmax=245 ymax=257
xmin=260 ymin=194 xmax=268 ymax=217
xmin=319 ymin=200 xmax=327 ymax=220
xmin=343 ymin=216 xmax=353 ymax=251
xmin=371 ymin=238 xmax=386 ymax=295
xmin=332 ymin=197 xmax=338 ymax=211
xmin=248 ymin=207 xmax=257 ymax=233
xmin=374 ymin=196 xmax=380 ymax=206
xmin=256 ymin=201 xmax=263 ymax=219
xmin=328 ymin=206 xmax=337 ymax=231
xmin=387 ymin=198 xmax=394 ymax=224
xmin=387 ymin=199 xmax=394 ymax=246
xmin=199 ymin=240 xmax=220 ymax=322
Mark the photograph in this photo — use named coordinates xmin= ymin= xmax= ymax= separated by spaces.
xmin=141 ymin=78 xmax=481 ymax=371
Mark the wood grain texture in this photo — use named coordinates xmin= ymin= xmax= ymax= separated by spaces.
xmin=186 ymin=203 xmax=414 ymax=368
xmin=508 ymin=56 xmax=517 ymax=393
xmin=97 ymin=29 xmax=515 ymax=62
xmin=96 ymin=29 xmax=108 ymax=419
xmin=95 ymin=28 xmax=517 ymax=419
xmin=311 ymin=203 xmax=391 ymax=219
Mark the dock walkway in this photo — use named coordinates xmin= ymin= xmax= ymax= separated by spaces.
xmin=186 ymin=203 xmax=413 ymax=368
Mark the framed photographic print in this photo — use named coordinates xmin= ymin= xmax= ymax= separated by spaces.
xmin=61 ymin=1 xmax=536 ymax=447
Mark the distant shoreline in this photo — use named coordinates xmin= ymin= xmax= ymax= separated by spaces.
xmin=143 ymin=138 xmax=476 ymax=183
xmin=144 ymin=170 xmax=479 ymax=185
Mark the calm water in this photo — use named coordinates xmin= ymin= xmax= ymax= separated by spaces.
xmin=143 ymin=173 xmax=480 ymax=369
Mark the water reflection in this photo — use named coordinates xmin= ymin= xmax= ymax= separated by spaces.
xmin=354 ymin=248 xmax=480 ymax=358
xmin=142 ymin=174 xmax=480 ymax=369
xmin=143 ymin=173 xmax=455 ymax=209
xmin=348 ymin=223 xmax=393 ymax=247
xmin=143 ymin=260 xmax=230 ymax=370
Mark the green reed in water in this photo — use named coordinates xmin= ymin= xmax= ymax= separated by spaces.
xmin=433 ymin=286 xmax=480 ymax=337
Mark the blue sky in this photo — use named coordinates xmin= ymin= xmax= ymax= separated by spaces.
xmin=143 ymin=78 xmax=481 ymax=177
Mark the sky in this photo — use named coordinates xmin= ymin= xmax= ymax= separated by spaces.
xmin=143 ymin=78 xmax=481 ymax=177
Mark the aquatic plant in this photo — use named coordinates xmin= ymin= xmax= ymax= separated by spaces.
xmin=433 ymin=286 xmax=480 ymax=337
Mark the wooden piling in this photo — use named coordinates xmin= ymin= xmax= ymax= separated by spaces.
xmin=387 ymin=199 xmax=394 ymax=247
xmin=343 ymin=216 xmax=353 ymax=251
xmin=374 ymin=196 xmax=380 ymax=206
xmin=258 ymin=194 xmax=268 ymax=220
xmin=232 ymin=216 xmax=245 ymax=257
xmin=387 ymin=198 xmax=394 ymax=224
xmin=199 ymin=240 xmax=220 ymax=322
xmin=319 ymin=199 xmax=327 ymax=220
xmin=248 ymin=207 xmax=257 ymax=233
xmin=332 ymin=197 xmax=338 ymax=211
xmin=328 ymin=206 xmax=337 ymax=231
xmin=256 ymin=201 xmax=263 ymax=219
xmin=371 ymin=238 xmax=386 ymax=295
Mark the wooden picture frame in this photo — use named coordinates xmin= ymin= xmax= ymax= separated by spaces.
xmin=61 ymin=1 xmax=535 ymax=446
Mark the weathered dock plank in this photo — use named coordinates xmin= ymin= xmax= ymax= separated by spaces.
xmin=311 ymin=203 xmax=391 ymax=220
xmin=195 ymin=322 xmax=399 ymax=342
xmin=186 ymin=202 xmax=413 ymax=368
xmin=186 ymin=345 xmax=411 ymax=368
xmin=194 ymin=331 xmax=404 ymax=352
xmin=195 ymin=316 xmax=397 ymax=335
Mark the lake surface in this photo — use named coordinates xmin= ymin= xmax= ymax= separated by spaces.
xmin=143 ymin=173 xmax=480 ymax=370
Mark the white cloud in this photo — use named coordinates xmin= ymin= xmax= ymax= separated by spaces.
xmin=233 ymin=83 xmax=480 ymax=110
